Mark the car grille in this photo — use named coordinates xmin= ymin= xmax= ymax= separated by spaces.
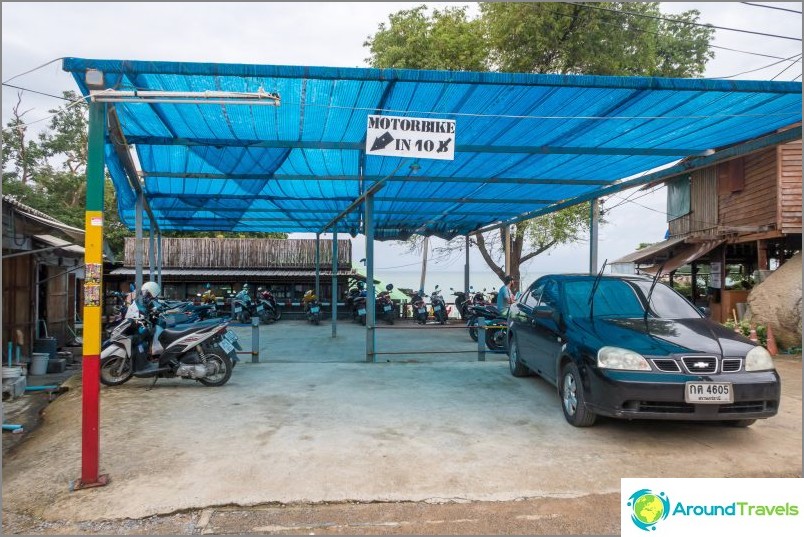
xmin=721 ymin=359 xmax=742 ymax=372
xmin=681 ymin=356 xmax=717 ymax=374
xmin=652 ymin=359 xmax=681 ymax=372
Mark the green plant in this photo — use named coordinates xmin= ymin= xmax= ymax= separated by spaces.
xmin=723 ymin=320 xmax=767 ymax=347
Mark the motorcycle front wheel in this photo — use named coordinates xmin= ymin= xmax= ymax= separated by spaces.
xmin=100 ymin=355 xmax=133 ymax=386
xmin=272 ymin=305 xmax=282 ymax=321
xmin=198 ymin=352 xmax=233 ymax=387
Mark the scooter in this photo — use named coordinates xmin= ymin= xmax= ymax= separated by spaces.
xmin=257 ymin=288 xmax=282 ymax=322
xmin=100 ymin=307 xmax=240 ymax=388
xmin=410 ymin=290 xmax=428 ymax=324
xmin=303 ymin=291 xmax=322 ymax=325
xmin=451 ymin=287 xmax=470 ymax=320
xmin=430 ymin=285 xmax=448 ymax=325
xmin=376 ymin=284 xmax=396 ymax=325
xmin=466 ymin=302 xmax=507 ymax=350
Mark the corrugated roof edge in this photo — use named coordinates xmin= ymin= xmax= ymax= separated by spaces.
xmin=61 ymin=58 xmax=803 ymax=94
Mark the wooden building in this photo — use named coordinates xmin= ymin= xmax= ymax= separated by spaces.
xmin=106 ymin=237 xmax=357 ymax=314
xmin=2 ymin=195 xmax=86 ymax=357
xmin=612 ymin=131 xmax=802 ymax=322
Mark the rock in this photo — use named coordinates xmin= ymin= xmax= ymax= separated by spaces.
xmin=747 ymin=252 xmax=802 ymax=349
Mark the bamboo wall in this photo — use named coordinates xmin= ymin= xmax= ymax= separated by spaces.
xmin=778 ymin=141 xmax=802 ymax=234
xmin=124 ymin=238 xmax=352 ymax=269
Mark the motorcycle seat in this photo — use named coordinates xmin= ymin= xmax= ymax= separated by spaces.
xmin=159 ymin=325 xmax=208 ymax=346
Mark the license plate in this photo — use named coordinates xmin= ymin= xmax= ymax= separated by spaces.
xmin=358 ymin=308 xmax=366 ymax=315
xmin=383 ymin=305 xmax=392 ymax=312
xmin=256 ymin=305 xmax=263 ymax=312
xmin=418 ymin=308 xmax=426 ymax=314
xmin=311 ymin=306 xmax=320 ymax=313
xmin=219 ymin=338 xmax=235 ymax=354
xmin=685 ymin=382 xmax=733 ymax=404
xmin=234 ymin=307 xmax=242 ymax=313
xmin=224 ymin=331 xmax=237 ymax=343
xmin=434 ymin=305 xmax=442 ymax=311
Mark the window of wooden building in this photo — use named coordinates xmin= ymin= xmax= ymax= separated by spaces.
xmin=717 ymin=157 xmax=745 ymax=194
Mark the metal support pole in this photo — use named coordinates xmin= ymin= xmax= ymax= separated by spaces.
xmin=315 ymin=233 xmax=321 ymax=299
xmin=464 ymin=234 xmax=470 ymax=296
xmin=477 ymin=320 xmax=486 ymax=362
xmin=147 ymin=222 xmax=156 ymax=282
xmin=365 ymin=192 xmax=376 ymax=363
xmin=76 ymin=99 xmax=109 ymax=489
xmin=251 ymin=316 xmax=260 ymax=363
xmin=503 ymin=226 xmax=511 ymax=276
xmin=156 ymin=233 xmax=163 ymax=289
xmin=331 ymin=227 xmax=338 ymax=338
xmin=135 ymin=191 xmax=144 ymax=296
xmin=589 ymin=199 xmax=599 ymax=275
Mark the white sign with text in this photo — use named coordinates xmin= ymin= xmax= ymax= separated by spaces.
xmin=365 ymin=115 xmax=455 ymax=160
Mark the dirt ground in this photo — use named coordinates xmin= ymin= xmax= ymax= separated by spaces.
xmin=1 ymin=322 xmax=800 ymax=535
xmin=2 ymin=494 xmax=623 ymax=535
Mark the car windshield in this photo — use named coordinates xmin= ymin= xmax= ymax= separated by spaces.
xmin=564 ymin=279 xmax=702 ymax=320
xmin=565 ymin=280 xmax=645 ymax=318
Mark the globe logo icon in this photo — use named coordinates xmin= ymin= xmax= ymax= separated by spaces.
xmin=627 ymin=489 xmax=670 ymax=531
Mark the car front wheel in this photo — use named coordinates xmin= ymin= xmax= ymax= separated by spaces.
xmin=559 ymin=362 xmax=596 ymax=427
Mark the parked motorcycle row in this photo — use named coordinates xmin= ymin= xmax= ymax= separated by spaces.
xmin=346 ymin=281 xmax=397 ymax=325
xmin=230 ymin=284 xmax=282 ymax=325
xmin=101 ymin=283 xmax=242 ymax=388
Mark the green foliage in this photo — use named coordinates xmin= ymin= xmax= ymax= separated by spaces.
xmin=723 ymin=319 xmax=767 ymax=347
xmin=364 ymin=5 xmax=488 ymax=70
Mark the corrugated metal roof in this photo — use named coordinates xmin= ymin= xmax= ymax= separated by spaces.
xmin=611 ymin=236 xmax=687 ymax=264
xmin=62 ymin=59 xmax=802 ymax=240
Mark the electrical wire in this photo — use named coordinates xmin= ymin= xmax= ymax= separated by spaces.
xmin=542 ymin=5 xmax=802 ymax=62
xmin=740 ymin=2 xmax=803 ymax=15
xmin=567 ymin=2 xmax=802 ymax=42
xmin=2 ymin=82 xmax=72 ymax=101
xmin=0 ymin=89 xmax=115 ymax=134
xmin=710 ymin=53 xmax=803 ymax=79
xmin=771 ymin=56 xmax=803 ymax=80
xmin=2 ymin=57 xmax=66 ymax=84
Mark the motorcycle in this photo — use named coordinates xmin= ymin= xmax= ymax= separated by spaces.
xmin=376 ymin=283 xmax=396 ymax=325
xmin=450 ymin=287 xmax=471 ymax=320
xmin=258 ymin=288 xmax=282 ymax=322
xmin=466 ymin=301 xmax=508 ymax=350
xmin=410 ymin=289 xmax=428 ymax=324
xmin=99 ymin=307 xmax=240 ymax=388
xmin=303 ymin=290 xmax=322 ymax=325
xmin=430 ymin=285 xmax=448 ymax=325
xmin=465 ymin=290 xmax=492 ymax=342
xmin=231 ymin=290 xmax=261 ymax=324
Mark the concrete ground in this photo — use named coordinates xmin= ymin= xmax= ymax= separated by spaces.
xmin=1 ymin=320 xmax=801 ymax=534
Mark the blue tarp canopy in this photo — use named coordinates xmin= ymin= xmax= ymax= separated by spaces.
xmin=63 ymin=58 xmax=802 ymax=240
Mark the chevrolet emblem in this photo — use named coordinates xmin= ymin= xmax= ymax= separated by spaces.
xmin=692 ymin=362 xmax=709 ymax=368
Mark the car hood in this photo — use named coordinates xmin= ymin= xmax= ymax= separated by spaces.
xmin=570 ymin=317 xmax=757 ymax=357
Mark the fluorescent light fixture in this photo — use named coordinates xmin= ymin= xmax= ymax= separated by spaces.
xmin=85 ymin=69 xmax=104 ymax=88
xmin=90 ymin=87 xmax=281 ymax=106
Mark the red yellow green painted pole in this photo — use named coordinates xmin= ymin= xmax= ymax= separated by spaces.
xmin=75 ymin=99 xmax=109 ymax=489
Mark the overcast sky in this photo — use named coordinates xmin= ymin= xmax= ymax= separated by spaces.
xmin=2 ymin=2 xmax=801 ymax=287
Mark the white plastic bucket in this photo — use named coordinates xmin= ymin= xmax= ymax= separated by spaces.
xmin=30 ymin=353 xmax=49 ymax=376
xmin=2 ymin=366 xmax=23 ymax=379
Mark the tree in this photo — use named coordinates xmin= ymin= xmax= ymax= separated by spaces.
xmin=364 ymin=2 xmax=714 ymax=287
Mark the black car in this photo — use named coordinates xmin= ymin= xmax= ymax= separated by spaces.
xmin=507 ymin=274 xmax=781 ymax=427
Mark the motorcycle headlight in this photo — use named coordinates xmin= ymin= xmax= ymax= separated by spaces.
xmin=597 ymin=346 xmax=651 ymax=371
xmin=745 ymin=346 xmax=775 ymax=371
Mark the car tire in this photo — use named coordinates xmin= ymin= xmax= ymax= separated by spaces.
xmin=508 ymin=334 xmax=530 ymax=377
xmin=726 ymin=419 xmax=757 ymax=428
xmin=559 ymin=361 xmax=597 ymax=427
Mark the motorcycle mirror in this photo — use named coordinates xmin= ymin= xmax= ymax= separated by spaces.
xmin=386 ymin=284 xmax=393 ymax=291
xmin=435 ymin=285 xmax=439 ymax=290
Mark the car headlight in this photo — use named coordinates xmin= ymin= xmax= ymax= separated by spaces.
xmin=745 ymin=346 xmax=775 ymax=371
xmin=597 ymin=346 xmax=651 ymax=371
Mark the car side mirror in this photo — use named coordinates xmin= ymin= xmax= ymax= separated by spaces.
xmin=698 ymin=306 xmax=711 ymax=318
